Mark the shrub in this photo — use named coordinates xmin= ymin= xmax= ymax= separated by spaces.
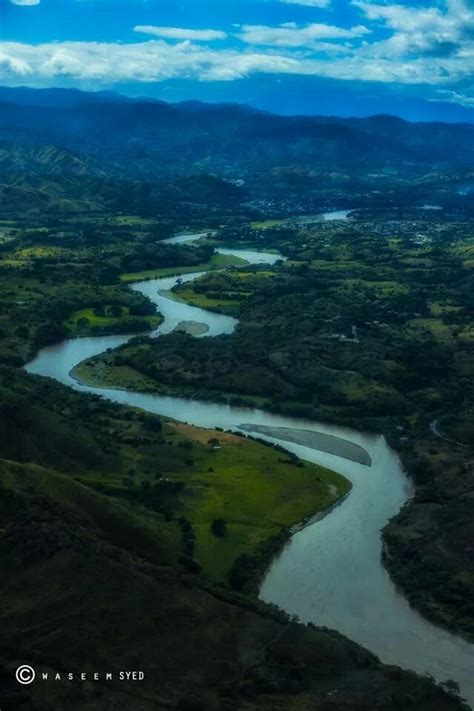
xmin=211 ymin=518 xmax=227 ymax=538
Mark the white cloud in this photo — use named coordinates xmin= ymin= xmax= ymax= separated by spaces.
xmin=9 ymin=0 xmax=41 ymax=4
xmin=134 ymin=26 xmax=227 ymax=41
xmin=0 ymin=1 xmax=473 ymax=108
xmin=0 ymin=35 xmax=471 ymax=89
xmin=0 ymin=51 xmax=32 ymax=75
xmin=239 ymin=22 xmax=370 ymax=47
xmin=353 ymin=0 xmax=474 ymax=58
xmin=435 ymin=89 xmax=474 ymax=107
xmin=279 ymin=0 xmax=331 ymax=7
xmin=0 ymin=40 xmax=302 ymax=84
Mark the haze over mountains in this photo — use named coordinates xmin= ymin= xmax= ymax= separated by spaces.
xmin=119 ymin=76 xmax=474 ymax=125
xmin=1 ymin=86 xmax=473 ymax=215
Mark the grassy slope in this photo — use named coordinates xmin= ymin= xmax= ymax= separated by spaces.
xmin=0 ymin=459 xmax=463 ymax=711
xmin=172 ymin=287 xmax=242 ymax=316
xmin=169 ymin=423 xmax=349 ymax=580
xmin=0 ymin=369 xmax=349 ymax=585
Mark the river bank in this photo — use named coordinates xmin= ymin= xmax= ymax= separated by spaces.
xmin=75 ymin=339 xmax=474 ymax=648
xmin=5 ymin=370 xmax=456 ymax=711
xmin=24 ymin=245 xmax=474 ymax=707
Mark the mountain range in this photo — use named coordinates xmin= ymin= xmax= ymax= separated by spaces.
xmin=0 ymin=86 xmax=473 ymax=214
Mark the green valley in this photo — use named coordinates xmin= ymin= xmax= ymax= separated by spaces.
xmin=0 ymin=86 xmax=472 ymax=711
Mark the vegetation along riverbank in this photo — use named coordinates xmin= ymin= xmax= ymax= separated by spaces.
xmin=78 ymin=213 xmax=474 ymax=644
xmin=1 ymin=85 xmax=473 ymax=709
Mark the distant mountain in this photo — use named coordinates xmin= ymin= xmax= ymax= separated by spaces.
xmin=131 ymin=75 xmax=474 ymax=124
xmin=0 ymin=87 xmax=473 ymax=183
xmin=0 ymin=86 xmax=473 ymax=214
xmin=0 ymin=86 xmax=131 ymax=108
xmin=6 ymin=78 xmax=473 ymax=123
xmin=0 ymin=137 xmax=246 ymax=215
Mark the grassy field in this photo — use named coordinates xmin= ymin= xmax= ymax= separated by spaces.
xmin=111 ymin=215 xmax=157 ymax=226
xmin=250 ymin=219 xmax=287 ymax=229
xmin=310 ymin=259 xmax=360 ymax=271
xmin=429 ymin=301 xmax=462 ymax=316
xmin=65 ymin=306 xmax=162 ymax=336
xmin=1 ymin=367 xmax=350 ymax=584
xmin=337 ymin=278 xmax=410 ymax=296
xmin=14 ymin=246 xmax=81 ymax=259
xmin=163 ymin=423 xmax=350 ymax=580
xmin=62 ymin=354 xmax=352 ymax=581
xmin=121 ymin=264 xmax=210 ymax=281
xmin=120 ymin=252 xmax=247 ymax=282
xmin=74 ymin=355 xmax=162 ymax=393
xmin=408 ymin=317 xmax=456 ymax=342
xmin=173 ymin=288 xmax=241 ymax=315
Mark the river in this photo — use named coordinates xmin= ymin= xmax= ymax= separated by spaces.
xmin=322 ymin=210 xmax=353 ymax=221
xmin=25 ymin=239 xmax=474 ymax=706
xmin=163 ymin=231 xmax=215 ymax=245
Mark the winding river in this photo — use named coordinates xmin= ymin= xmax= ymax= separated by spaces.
xmin=25 ymin=237 xmax=474 ymax=706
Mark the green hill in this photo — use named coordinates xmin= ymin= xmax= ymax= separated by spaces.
xmin=0 ymin=369 xmax=464 ymax=710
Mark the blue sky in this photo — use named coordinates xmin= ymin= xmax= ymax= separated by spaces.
xmin=1 ymin=0 xmax=473 ymax=119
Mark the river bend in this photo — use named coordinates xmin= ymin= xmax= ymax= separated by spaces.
xmin=25 ymin=238 xmax=474 ymax=706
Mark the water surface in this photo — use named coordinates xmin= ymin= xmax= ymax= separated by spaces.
xmin=25 ymin=246 xmax=474 ymax=706
xmin=322 ymin=210 xmax=353 ymax=221
xmin=163 ymin=231 xmax=213 ymax=245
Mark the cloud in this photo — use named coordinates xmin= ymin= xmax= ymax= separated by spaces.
xmin=0 ymin=34 xmax=471 ymax=89
xmin=239 ymin=22 xmax=370 ymax=47
xmin=0 ymin=51 xmax=32 ymax=75
xmin=0 ymin=1 xmax=473 ymax=108
xmin=9 ymin=0 xmax=41 ymax=4
xmin=436 ymin=89 xmax=474 ymax=106
xmin=134 ymin=26 xmax=227 ymax=41
xmin=279 ymin=0 xmax=331 ymax=7
xmin=353 ymin=0 xmax=474 ymax=58
xmin=0 ymin=40 xmax=301 ymax=84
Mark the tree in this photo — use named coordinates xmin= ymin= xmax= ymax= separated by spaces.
xmin=109 ymin=305 xmax=123 ymax=318
xmin=130 ymin=302 xmax=155 ymax=317
xmin=441 ymin=679 xmax=460 ymax=697
xmin=211 ymin=518 xmax=227 ymax=538
xmin=15 ymin=326 xmax=29 ymax=339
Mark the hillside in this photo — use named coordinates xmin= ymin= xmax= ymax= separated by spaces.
xmin=0 ymin=88 xmax=473 ymax=182
xmin=0 ymin=141 xmax=105 ymax=178
xmin=0 ymin=367 xmax=465 ymax=711
xmin=0 ymin=366 xmax=464 ymax=710
xmin=0 ymin=87 xmax=473 ymax=218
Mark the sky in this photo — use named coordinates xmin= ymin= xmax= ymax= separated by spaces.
xmin=0 ymin=0 xmax=474 ymax=120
